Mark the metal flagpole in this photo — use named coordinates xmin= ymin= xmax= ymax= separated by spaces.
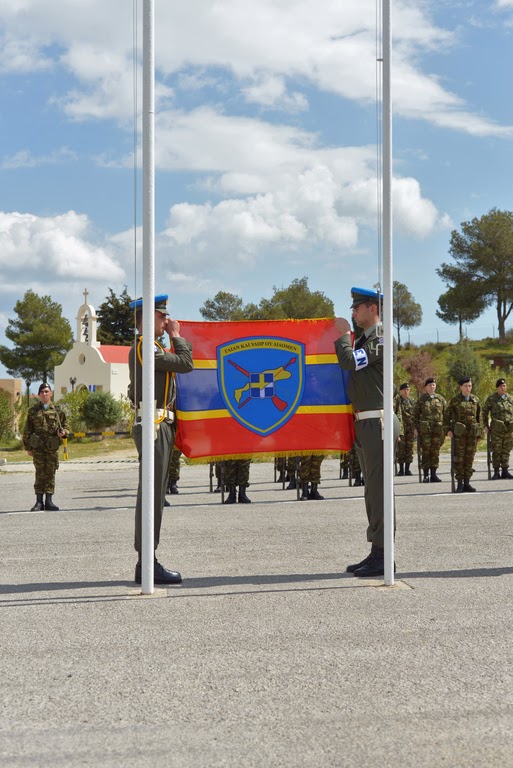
xmin=382 ymin=0 xmax=394 ymax=586
xmin=141 ymin=0 xmax=155 ymax=594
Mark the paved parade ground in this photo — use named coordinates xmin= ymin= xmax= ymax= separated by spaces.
xmin=1 ymin=454 xmax=512 ymax=767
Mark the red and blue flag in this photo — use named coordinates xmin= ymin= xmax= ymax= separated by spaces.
xmin=174 ymin=318 xmax=354 ymax=461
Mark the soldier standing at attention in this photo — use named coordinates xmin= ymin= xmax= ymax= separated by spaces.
xmin=396 ymin=383 xmax=415 ymax=476
xmin=223 ymin=459 xmax=252 ymax=503
xmin=298 ymin=455 xmax=324 ymax=500
xmin=335 ymin=287 xmax=400 ymax=578
xmin=482 ymin=378 xmax=513 ymax=480
xmin=23 ymin=382 xmax=68 ymax=511
xmin=167 ymin=447 xmax=182 ymax=494
xmin=413 ymin=378 xmax=446 ymax=483
xmin=445 ymin=377 xmax=482 ymax=493
xmin=128 ymin=294 xmax=194 ymax=584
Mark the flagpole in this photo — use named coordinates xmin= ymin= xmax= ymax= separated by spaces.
xmin=141 ymin=0 xmax=155 ymax=594
xmin=382 ymin=0 xmax=395 ymax=586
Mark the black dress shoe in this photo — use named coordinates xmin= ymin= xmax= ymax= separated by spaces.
xmin=163 ymin=498 xmax=171 ymax=507
xmin=135 ymin=560 xmax=182 ymax=585
xmin=346 ymin=551 xmax=372 ymax=573
xmin=354 ymin=557 xmax=385 ymax=577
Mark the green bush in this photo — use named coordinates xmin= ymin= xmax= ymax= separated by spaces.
xmin=59 ymin=389 xmax=89 ymax=435
xmin=0 ymin=391 xmax=14 ymax=440
xmin=81 ymin=391 xmax=123 ymax=434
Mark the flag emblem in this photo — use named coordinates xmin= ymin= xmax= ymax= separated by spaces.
xmin=218 ymin=336 xmax=305 ymax=436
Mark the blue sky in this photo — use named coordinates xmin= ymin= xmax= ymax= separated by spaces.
xmin=1 ymin=0 xmax=513 ymax=379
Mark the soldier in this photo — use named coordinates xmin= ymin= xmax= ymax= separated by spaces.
xmin=396 ymin=383 xmax=415 ymax=476
xmin=348 ymin=444 xmax=364 ymax=486
xmin=298 ymin=455 xmax=324 ymax=500
xmin=223 ymin=459 xmax=252 ymax=503
xmin=167 ymin=447 xmax=182 ymax=494
xmin=23 ymin=382 xmax=68 ymax=511
xmin=335 ymin=287 xmax=400 ymax=578
xmin=445 ymin=376 xmax=482 ymax=493
xmin=482 ymin=378 xmax=513 ymax=480
xmin=340 ymin=452 xmax=349 ymax=479
xmin=275 ymin=456 xmax=287 ymax=483
xmin=128 ymin=293 xmax=194 ymax=584
xmin=413 ymin=378 xmax=446 ymax=483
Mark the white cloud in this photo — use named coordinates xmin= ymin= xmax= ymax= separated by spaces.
xmin=1 ymin=147 xmax=77 ymax=169
xmin=0 ymin=0 xmax=509 ymax=135
xmin=0 ymin=211 xmax=125 ymax=282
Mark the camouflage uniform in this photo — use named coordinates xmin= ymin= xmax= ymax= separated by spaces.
xmin=482 ymin=391 xmax=513 ymax=475
xmin=396 ymin=395 xmax=415 ymax=469
xmin=23 ymin=402 xmax=68 ymax=495
xmin=298 ymin=455 xmax=324 ymax=499
xmin=166 ymin=447 xmax=182 ymax=496
xmin=445 ymin=393 xmax=482 ymax=483
xmin=413 ymin=394 xmax=446 ymax=477
xmin=223 ymin=459 xmax=252 ymax=503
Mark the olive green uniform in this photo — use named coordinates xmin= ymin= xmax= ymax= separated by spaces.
xmin=335 ymin=326 xmax=399 ymax=548
xmin=23 ymin=402 xmax=68 ymax=495
xmin=482 ymin=392 xmax=513 ymax=471
xmin=413 ymin=394 xmax=446 ymax=471
xmin=129 ymin=335 xmax=193 ymax=554
xmin=444 ymin=393 xmax=482 ymax=482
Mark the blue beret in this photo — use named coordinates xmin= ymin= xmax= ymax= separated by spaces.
xmin=350 ymin=286 xmax=383 ymax=308
xmin=129 ymin=294 xmax=168 ymax=313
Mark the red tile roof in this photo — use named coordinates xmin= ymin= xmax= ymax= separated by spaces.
xmin=97 ymin=345 xmax=130 ymax=364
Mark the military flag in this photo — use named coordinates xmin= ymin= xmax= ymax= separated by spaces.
xmin=174 ymin=318 xmax=354 ymax=461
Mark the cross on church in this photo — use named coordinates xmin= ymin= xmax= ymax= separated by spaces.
xmin=83 ymin=288 xmax=89 ymax=304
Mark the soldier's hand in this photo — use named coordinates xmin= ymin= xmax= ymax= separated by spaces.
xmin=335 ymin=317 xmax=351 ymax=336
xmin=165 ymin=318 xmax=181 ymax=338
xmin=447 ymin=431 xmax=453 ymax=438
xmin=27 ymin=450 xmax=33 ymax=456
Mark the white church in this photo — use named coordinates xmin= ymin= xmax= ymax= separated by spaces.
xmin=54 ymin=290 xmax=130 ymax=402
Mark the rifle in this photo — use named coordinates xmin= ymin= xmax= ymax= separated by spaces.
xmin=486 ymin=429 xmax=492 ymax=480
xmin=417 ymin=431 xmax=422 ymax=483
xmin=450 ymin=436 xmax=456 ymax=493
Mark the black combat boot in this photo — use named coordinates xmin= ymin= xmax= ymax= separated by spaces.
xmin=224 ymin=485 xmax=237 ymax=504
xmin=309 ymin=483 xmax=324 ymax=500
xmin=31 ymin=494 xmax=44 ymax=511
xmin=430 ymin=467 xmax=442 ymax=483
xmin=300 ymin=483 xmax=310 ymax=500
xmin=463 ymin=479 xmax=476 ymax=492
xmin=397 ymin=463 xmax=404 ymax=476
xmin=44 ymin=494 xmax=59 ymax=511
xmin=286 ymin=477 xmax=297 ymax=490
xmin=492 ymin=469 xmax=501 ymax=480
xmin=423 ymin=469 xmax=430 ymax=483
xmin=277 ymin=471 xmax=286 ymax=483
xmin=501 ymin=468 xmax=513 ymax=479
xmin=168 ymin=481 xmax=179 ymax=495
xmin=341 ymin=468 xmax=349 ymax=479
xmin=214 ymin=480 xmax=223 ymax=493
xmin=163 ymin=498 xmax=171 ymax=507
xmin=353 ymin=471 xmax=362 ymax=487
xmin=238 ymin=486 xmax=251 ymax=503
xmin=455 ymin=480 xmax=464 ymax=493
xmin=404 ymin=463 xmax=413 ymax=476
xmin=353 ymin=544 xmax=394 ymax=578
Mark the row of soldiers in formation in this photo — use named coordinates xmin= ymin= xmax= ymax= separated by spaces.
xmin=166 ymin=375 xmax=513 ymax=501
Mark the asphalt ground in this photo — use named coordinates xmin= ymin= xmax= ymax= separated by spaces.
xmin=1 ymin=453 xmax=512 ymax=768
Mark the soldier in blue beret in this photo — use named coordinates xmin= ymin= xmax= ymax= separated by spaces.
xmin=334 ymin=287 xmax=400 ymax=577
xmin=128 ymin=294 xmax=194 ymax=584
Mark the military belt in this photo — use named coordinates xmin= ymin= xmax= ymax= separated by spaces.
xmin=135 ymin=408 xmax=175 ymax=422
xmin=354 ymin=409 xmax=384 ymax=421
